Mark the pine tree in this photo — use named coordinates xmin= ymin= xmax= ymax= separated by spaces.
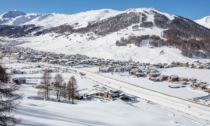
xmin=66 ymin=76 xmax=78 ymax=104
xmin=61 ymin=82 xmax=66 ymax=100
xmin=38 ymin=69 xmax=51 ymax=100
xmin=0 ymin=64 xmax=21 ymax=126
xmin=53 ymin=73 xmax=63 ymax=102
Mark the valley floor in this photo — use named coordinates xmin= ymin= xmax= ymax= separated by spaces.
xmin=16 ymin=84 xmax=209 ymax=126
xmin=2 ymin=59 xmax=210 ymax=126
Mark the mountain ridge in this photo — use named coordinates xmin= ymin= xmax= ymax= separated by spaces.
xmin=0 ymin=8 xmax=210 ymax=62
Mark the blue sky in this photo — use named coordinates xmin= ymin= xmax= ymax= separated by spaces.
xmin=0 ymin=0 xmax=209 ymax=20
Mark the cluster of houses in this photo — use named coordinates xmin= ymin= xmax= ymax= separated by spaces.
xmin=152 ymin=61 xmax=210 ymax=70
xmin=99 ymin=64 xmax=210 ymax=93
xmin=1 ymin=43 xmax=210 ymax=94
xmin=149 ymin=74 xmax=210 ymax=92
xmin=1 ymin=43 xmax=210 ymax=71
xmin=99 ymin=61 xmax=210 ymax=74
xmin=1 ymin=44 xmax=136 ymax=68
xmin=84 ymin=85 xmax=136 ymax=101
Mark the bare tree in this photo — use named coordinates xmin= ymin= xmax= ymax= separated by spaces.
xmin=53 ymin=73 xmax=63 ymax=102
xmin=39 ymin=69 xmax=51 ymax=100
xmin=0 ymin=64 xmax=21 ymax=126
xmin=0 ymin=65 xmax=9 ymax=83
xmin=66 ymin=76 xmax=78 ymax=104
xmin=61 ymin=82 xmax=66 ymax=100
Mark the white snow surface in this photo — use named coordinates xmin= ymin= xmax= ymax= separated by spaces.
xmin=195 ymin=16 xmax=210 ymax=29
xmin=0 ymin=9 xmax=120 ymax=28
xmin=16 ymin=84 xmax=207 ymax=126
xmin=1 ymin=61 xmax=207 ymax=126
xmin=1 ymin=8 xmax=203 ymax=64
xmin=0 ymin=8 xmax=175 ymax=29
xmin=17 ymin=31 xmax=210 ymax=64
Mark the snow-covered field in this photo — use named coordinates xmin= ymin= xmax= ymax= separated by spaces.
xmin=1 ymin=60 xmax=209 ymax=126
xmin=82 ymin=67 xmax=209 ymax=99
xmin=16 ymin=84 xmax=208 ymax=126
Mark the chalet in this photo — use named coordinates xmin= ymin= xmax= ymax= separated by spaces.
xmin=48 ymin=60 xmax=57 ymax=64
xmin=163 ymin=64 xmax=171 ymax=68
xmin=11 ymin=53 xmax=19 ymax=59
xmin=109 ymin=90 xmax=122 ymax=98
xmin=12 ymin=70 xmax=26 ymax=74
xmin=189 ymin=78 xmax=197 ymax=83
xmin=65 ymin=61 xmax=75 ymax=66
xmin=149 ymin=76 xmax=160 ymax=82
xmin=129 ymin=68 xmax=139 ymax=75
xmin=180 ymin=81 xmax=188 ymax=85
xmin=87 ymin=89 xmax=113 ymax=100
xmin=178 ymin=77 xmax=188 ymax=82
xmin=19 ymin=55 xmax=26 ymax=60
xmin=179 ymin=62 xmax=189 ymax=67
xmin=79 ymin=72 xmax=86 ymax=76
xmin=120 ymin=94 xmax=131 ymax=101
xmin=171 ymin=62 xmax=180 ymax=67
xmin=153 ymin=63 xmax=164 ymax=68
xmin=158 ymin=75 xmax=168 ymax=81
xmin=207 ymin=86 xmax=210 ymax=93
xmin=132 ymin=25 xmax=140 ymax=31
xmin=99 ymin=66 xmax=114 ymax=72
xmin=204 ymin=65 xmax=210 ymax=69
xmin=189 ymin=64 xmax=195 ymax=68
xmin=12 ymin=77 xmax=26 ymax=84
xmin=135 ymin=71 xmax=146 ymax=77
xmin=31 ymin=58 xmax=40 ymax=62
xmin=149 ymin=70 xmax=160 ymax=77
xmin=114 ymin=67 xmax=126 ymax=72
xmin=198 ymin=84 xmax=208 ymax=91
xmin=168 ymin=84 xmax=182 ymax=88
xmin=168 ymin=75 xmax=179 ymax=82
xmin=191 ymin=82 xmax=199 ymax=89
xmin=196 ymin=64 xmax=204 ymax=69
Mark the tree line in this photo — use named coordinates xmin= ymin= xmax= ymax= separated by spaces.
xmin=0 ymin=59 xmax=21 ymax=126
xmin=38 ymin=69 xmax=78 ymax=104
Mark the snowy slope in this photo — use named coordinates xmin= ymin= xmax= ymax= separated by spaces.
xmin=1 ymin=8 xmax=210 ymax=63
xmin=18 ymin=29 xmax=206 ymax=64
xmin=195 ymin=16 xmax=210 ymax=29
xmin=0 ymin=8 xmax=174 ymax=29
xmin=0 ymin=9 xmax=121 ymax=28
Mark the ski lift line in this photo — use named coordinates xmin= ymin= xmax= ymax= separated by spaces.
xmin=139 ymin=13 xmax=142 ymax=24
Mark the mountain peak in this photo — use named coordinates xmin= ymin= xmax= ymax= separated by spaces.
xmin=195 ymin=16 xmax=210 ymax=29
xmin=2 ymin=10 xmax=26 ymax=18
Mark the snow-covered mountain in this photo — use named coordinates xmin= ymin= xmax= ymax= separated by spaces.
xmin=1 ymin=8 xmax=210 ymax=62
xmin=195 ymin=16 xmax=210 ymax=29
xmin=0 ymin=9 xmax=121 ymax=28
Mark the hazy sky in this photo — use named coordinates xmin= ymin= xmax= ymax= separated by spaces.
xmin=0 ymin=0 xmax=209 ymax=20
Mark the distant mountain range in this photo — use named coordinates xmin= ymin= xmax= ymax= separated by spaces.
xmin=195 ymin=16 xmax=210 ymax=29
xmin=0 ymin=9 xmax=210 ymax=62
